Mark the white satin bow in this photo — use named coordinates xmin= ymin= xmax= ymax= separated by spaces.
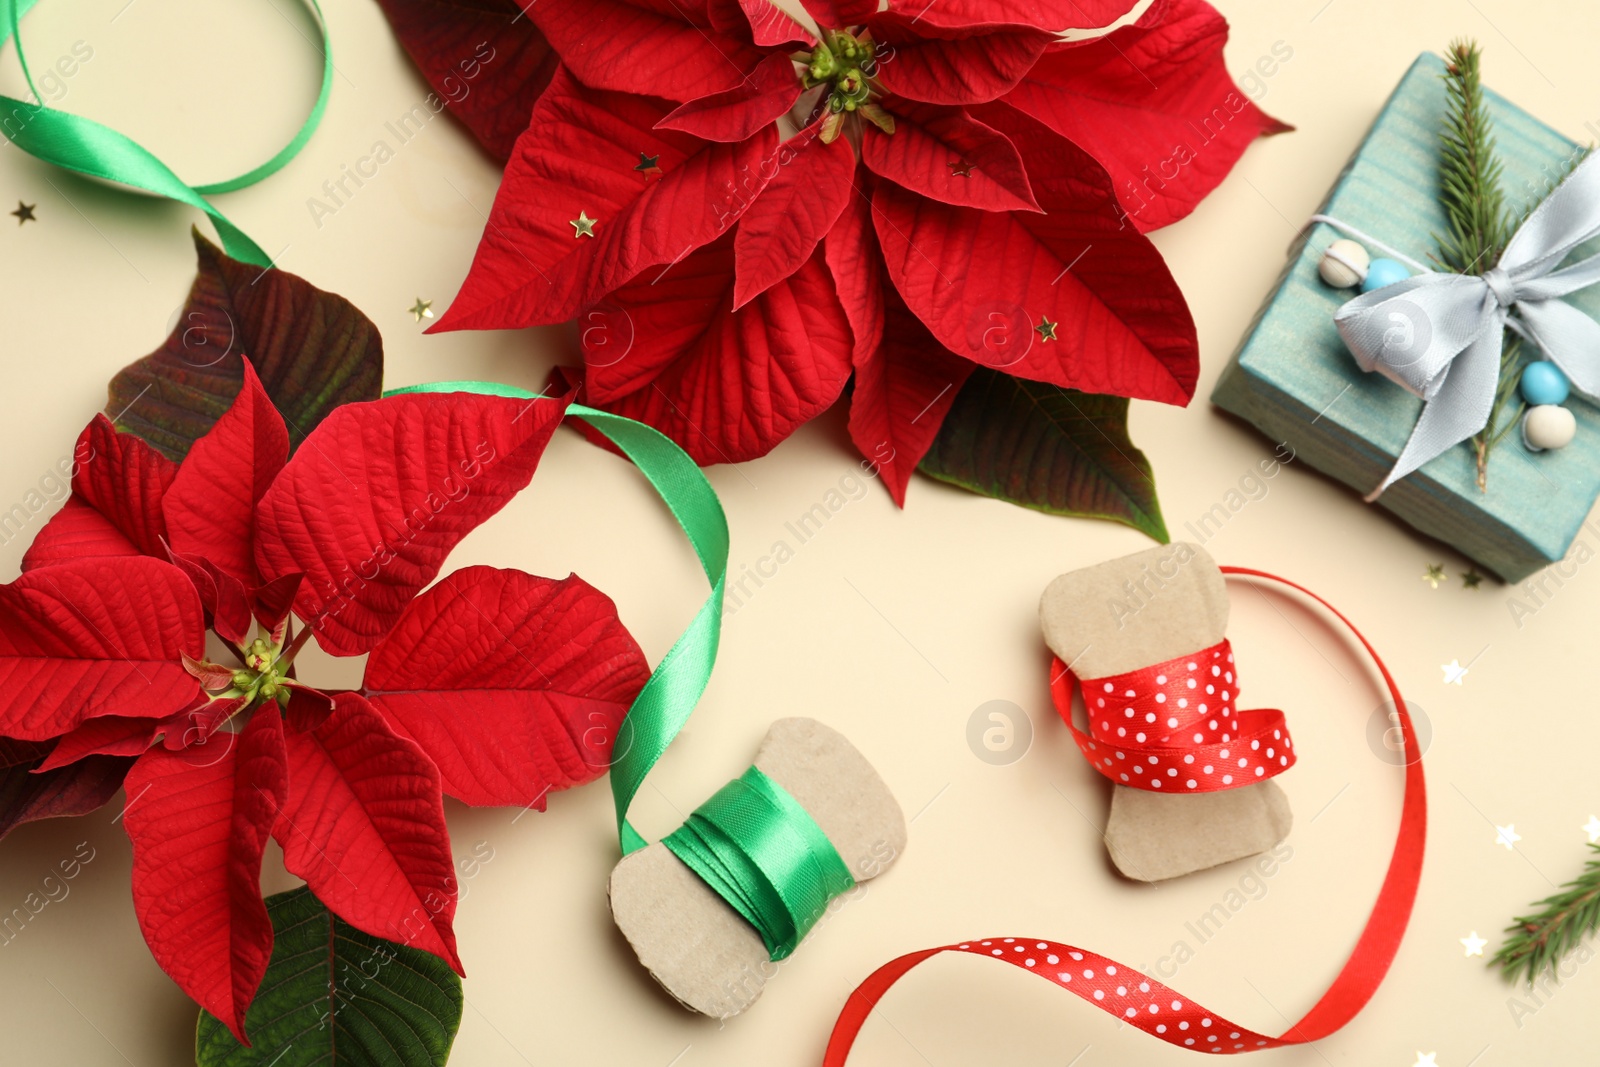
xmin=1333 ymin=150 xmax=1600 ymax=498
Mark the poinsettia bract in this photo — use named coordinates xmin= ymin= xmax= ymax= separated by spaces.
xmin=395 ymin=0 xmax=1285 ymax=506
xmin=0 ymin=365 xmax=647 ymax=1044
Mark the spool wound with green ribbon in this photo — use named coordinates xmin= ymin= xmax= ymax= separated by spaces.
xmin=611 ymin=718 xmax=906 ymax=1018
xmin=388 ymin=385 xmax=907 ymax=1019
xmin=662 ymin=765 xmax=858 ymax=963
xmin=1 ymin=0 xmax=332 ymax=266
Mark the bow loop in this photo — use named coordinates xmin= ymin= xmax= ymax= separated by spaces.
xmin=1500 ymin=150 xmax=1600 ymax=276
xmin=1332 ymin=150 xmax=1600 ymax=497
xmin=1515 ymin=298 xmax=1600 ymax=397
xmin=1333 ymin=273 xmax=1500 ymax=401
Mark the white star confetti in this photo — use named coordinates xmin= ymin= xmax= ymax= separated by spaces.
xmin=1414 ymin=1054 xmax=1437 ymax=1067
xmin=1585 ymin=815 xmax=1600 ymax=844
xmin=1460 ymin=931 xmax=1487 ymax=957
xmin=1495 ymin=824 xmax=1520 ymax=850
xmin=1441 ymin=659 xmax=1468 ymax=685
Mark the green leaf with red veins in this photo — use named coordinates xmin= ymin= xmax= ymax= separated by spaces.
xmin=194 ymin=886 xmax=463 ymax=1067
xmin=919 ymin=368 xmax=1169 ymax=540
xmin=106 ymin=230 xmax=382 ymax=462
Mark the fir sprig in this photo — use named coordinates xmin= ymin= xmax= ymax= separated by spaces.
xmin=1436 ymin=41 xmax=1511 ymax=274
xmin=1434 ymin=39 xmax=1521 ymax=491
xmin=1493 ymin=843 xmax=1600 ymax=985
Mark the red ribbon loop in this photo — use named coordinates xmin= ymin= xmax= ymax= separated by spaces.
xmin=819 ymin=567 xmax=1427 ymax=1062
xmin=1054 ymin=639 xmax=1297 ymax=794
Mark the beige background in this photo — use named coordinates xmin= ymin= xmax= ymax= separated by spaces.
xmin=1 ymin=0 xmax=1597 ymax=1063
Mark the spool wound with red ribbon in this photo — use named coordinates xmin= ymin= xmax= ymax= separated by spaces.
xmin=1043 ymin=543 xmax=1294 ymax=881
xmin=1057 ymin=639 xmax=1297 ymax=794
xmin=818 ymin=563 xmax=1427 ymax=1062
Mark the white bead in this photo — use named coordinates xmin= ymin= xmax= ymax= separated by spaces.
xmin=1523 ymin=404 xmax=1576 ymax=451
xmin=1318 ymin=239 xmax=1369 ymax=288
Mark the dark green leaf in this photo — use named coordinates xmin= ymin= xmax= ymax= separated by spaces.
xmin=196 ymin=886 xmax=462 ymax=1067
xmin=918 ymin=368 xmax=1168 ymax=541
xmin=107 ymin=229 xmax=383 ymax=461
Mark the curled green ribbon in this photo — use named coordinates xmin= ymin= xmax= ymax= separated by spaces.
xmin=380 ymin=383 xmax=727 ymax=857
xmin=0 ymin=0 xmax=333 ymax=266
xmin=664 ymin=766 xmax=856 ymax=961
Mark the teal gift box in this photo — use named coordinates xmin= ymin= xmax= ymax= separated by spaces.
xmin=1213 ymin=53 xmax=1600 ymax=582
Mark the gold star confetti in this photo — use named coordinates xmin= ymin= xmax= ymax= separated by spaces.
xmin=635 ymin=152 xmax=661 ymax=173
xmin=1461 ymin=568 xmax=1483 ymax=589
xmin=408 ymin=297 xmax=434 ymax=323
xmin=1495 ymin=824 xmax=1520 ymax=850
xmin=947 ymin=158 xmax=974 ymax=177
xmin=570 ymin=210 xmax=597 ymax=238
xmin=1034 ymin=316 xmax=1058 ymax=342
xmin=1460 ymin=931 xmax=1487 ymax=957
xmin=1584 ymin=815 xmax=1600 ymax=844
xmin=1422 ymin=563 xmax=1446 ymax=588
xmin=1441 ymin=659 xmax=1468 ymax=685
xmin=11 ymin=200 xmax=36 ymax=225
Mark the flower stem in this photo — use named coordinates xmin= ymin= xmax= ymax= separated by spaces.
xmin=276 ymin=622 xmax=314 ymax=670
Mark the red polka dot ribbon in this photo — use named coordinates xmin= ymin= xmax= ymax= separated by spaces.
xmin=1056 ymin=640 xmax=1297 ymax=793
xmin=819 ymin=568 xmax=1427 ymax=1062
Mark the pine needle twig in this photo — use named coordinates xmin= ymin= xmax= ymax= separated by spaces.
xmin=1434 ymin=39 xmax=1519 ymax=491
xmin=1493 ymin=843 xmax=1600 ymax=985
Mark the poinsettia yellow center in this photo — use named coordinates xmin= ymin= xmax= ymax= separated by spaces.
xmin=234 ymin=637 xmax=290 ymax=705
xmin=244 ymin=637 xmax=276 ymax=673
xmin=201 ymin=632 xmax=296 ymax=711
xmin=800 ymin=29 xmax=894 ymax=143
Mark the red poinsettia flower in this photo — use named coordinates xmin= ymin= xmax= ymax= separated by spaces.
xmin=397 ymin=0 xmax=1284 ymax=504
xmin=0 ymin=366 xmax=647 ymax=1044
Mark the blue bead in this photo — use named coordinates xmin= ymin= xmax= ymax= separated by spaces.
xmin=1520 ymin=360 xmax=1571 ymax=406
xmin=1360 ymin=257 xmax=1411 ymax=293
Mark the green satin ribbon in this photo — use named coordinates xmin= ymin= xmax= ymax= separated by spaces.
xmin=380 ymin=383 xmax=727 ymax=857
xmin=0 ymin=0 xmax=333 ymax=266
xmin=387 ymin=383 xmax=850 ymax=960
xmin=663 ymin=766 xmax=856 ymax=961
